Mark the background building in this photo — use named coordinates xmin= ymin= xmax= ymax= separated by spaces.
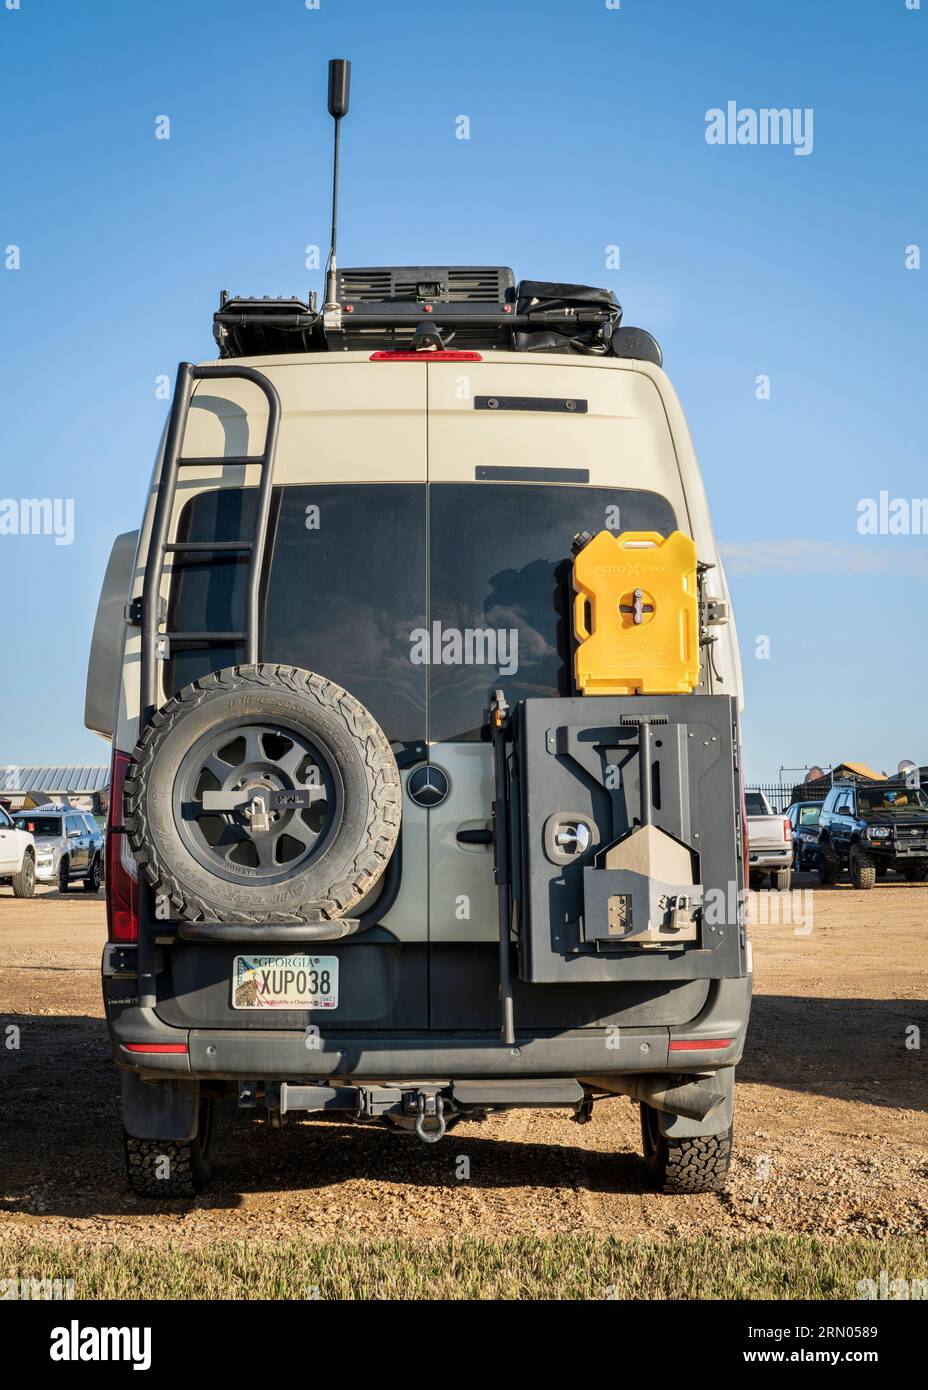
xmin=0 ymin=765 xmax=110 ymax=816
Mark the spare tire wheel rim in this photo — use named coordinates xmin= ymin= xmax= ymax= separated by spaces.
xmin=173 ymin=720 xmax=343 ymax=885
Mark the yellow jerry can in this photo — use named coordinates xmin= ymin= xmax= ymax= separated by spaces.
xmin=573 ymin=530 xmax=700 ymax=695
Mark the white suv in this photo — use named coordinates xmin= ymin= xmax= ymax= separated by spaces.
xmin=0 ymin=806 xmax=36 ymax=897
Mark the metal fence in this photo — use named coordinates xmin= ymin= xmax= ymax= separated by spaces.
xmin=745 ymin=783 xmax=790 ymax=813
xmin=745 ymin=779 xmax=833 ymax=813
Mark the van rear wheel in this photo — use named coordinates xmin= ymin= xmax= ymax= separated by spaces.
xmin=639 ymin=1103 xmax=733 ymax=1193
xmin=124 ymin=1099 xmax=215 ymax=1197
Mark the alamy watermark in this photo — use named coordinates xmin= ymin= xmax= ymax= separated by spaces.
xmin=1 ymin=1277 xmax=75 ymax=1300
xmin=705 ymin=102 xmax=814 ymax=156
xmin=409 ymin=622 xmax=519 ymax=676
xmin=857 ymin=491 xmax=928 ymax=535
xmin=0 ymin=497 xmax=74 ymax=545
xmin=717 ymin=883 xmax=814 ymax=935
xmin=50 ymin=1321 xmax=152 ymax=1370
xmin=858 ymin=1272 xmax=927 ymax=1300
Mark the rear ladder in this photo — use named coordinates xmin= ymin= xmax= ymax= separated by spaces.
xmin=139 ymin=361 xmax=281 ymax=728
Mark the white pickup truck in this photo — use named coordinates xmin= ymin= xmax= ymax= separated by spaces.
xmin=745 ymin=791 xmax=792 ymax=890
xmin=0 ymin=806 xmax=36 ymax=897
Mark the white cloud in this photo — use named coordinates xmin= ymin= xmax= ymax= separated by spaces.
xmin=720 ymin=539 xmax=928 ymax=577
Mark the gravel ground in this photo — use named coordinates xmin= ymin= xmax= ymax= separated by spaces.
xmin=1 ymin=876 xmax=926 ymax=1250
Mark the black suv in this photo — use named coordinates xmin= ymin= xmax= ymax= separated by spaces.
xmin=784 ymin=800 xmax=822 ymax=872
xmin=817 ymin=781 xmax=928 ymax=889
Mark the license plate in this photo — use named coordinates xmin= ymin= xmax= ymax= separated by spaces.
xmin=232 ymin=954 xmax=338 ymax=1010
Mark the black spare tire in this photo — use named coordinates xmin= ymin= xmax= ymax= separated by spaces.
xmin=125 ymin=665 xmax=401 ymax=924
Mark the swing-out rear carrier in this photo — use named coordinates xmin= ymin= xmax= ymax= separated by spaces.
xmin=486 ymin=525 xmax=744 ymax=1023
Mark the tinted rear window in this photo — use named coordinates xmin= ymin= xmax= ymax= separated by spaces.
xmin=167 ymin=481 xmax=675 ymax=745
xmin=428 ymin=484 xmax=677 ymax=741
xmin=264 ymin=485 xmax=426 ymax=743
xmin=167 ymin=485 xmax=427 ymax=744
xmin=15 ymin=816 xmax=62 ymax=836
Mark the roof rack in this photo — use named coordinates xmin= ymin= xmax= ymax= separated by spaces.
xmin=213 ymin=271 xmax=662 ymax=364
xmin=832 ymin=773 xmax=887 ymax=787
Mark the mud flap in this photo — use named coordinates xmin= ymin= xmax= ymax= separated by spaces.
xmin=656 ymin=1065 xmax=735 ymax=1139
xmin=121 ymin=1072 xmax=201 ymax=1141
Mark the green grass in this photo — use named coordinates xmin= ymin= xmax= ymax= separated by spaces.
xmin=3 ymin=1233 xmax=927 ymax=1300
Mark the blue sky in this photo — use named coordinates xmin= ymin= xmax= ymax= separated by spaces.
xmin=1 ymin=0 xmax=925 ymax=781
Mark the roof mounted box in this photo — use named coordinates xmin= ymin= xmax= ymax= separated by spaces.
xmin=338 ymin=266 xmax=515 ymax=306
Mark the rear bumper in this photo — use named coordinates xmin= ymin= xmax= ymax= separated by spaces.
xmin=108 ymin=973 xmax=752 ymax=1082
xmin=748 ymin=847 xmax=791 ymax=869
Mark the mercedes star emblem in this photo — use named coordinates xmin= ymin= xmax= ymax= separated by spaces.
xmin=407 ymin=763 xmax=450 ymax=808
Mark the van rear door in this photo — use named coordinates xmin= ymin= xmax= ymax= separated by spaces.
xmin=157 ymin=360 xmax=430 ymax=1028
xmin=424 ymin=357 xmax=689 ymax=963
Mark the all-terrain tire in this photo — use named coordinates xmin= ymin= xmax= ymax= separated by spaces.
xmin=849 ymin=845 xmax=877 ymax=891
xmin=125 ymin=664 xmax=401 ymax=924
xmin=124 ymin=1100 xmax=214 ymax=1197
xmin=771 ymin=867 xmax=791 ymax=891
xmin=83 ymin=855 xmax=103 ymax=893
xmin=58 ymin=856 xmax=71 ymax=893
xmin=817 ymin=842 xmax=840 ymax=885
xmin=640 ymin=1104 xmax=732 ymax=1193
xmin=12 ymin=851 xmax=36 ymax=898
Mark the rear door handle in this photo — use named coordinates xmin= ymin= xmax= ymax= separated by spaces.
xmin=456 ymin=828 xmax=493 ymax=846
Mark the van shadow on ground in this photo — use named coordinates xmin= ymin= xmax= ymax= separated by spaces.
xmin=0 ymin=993 xmax=924 ymax=1215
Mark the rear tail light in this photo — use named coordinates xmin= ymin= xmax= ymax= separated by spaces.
xmin=106 ymin=749 xmax=138 ymax=943
xmin=783 ymin=818 xmax=792 ymax=843
xmin=369 ymin=350 xmax=483 ymax=361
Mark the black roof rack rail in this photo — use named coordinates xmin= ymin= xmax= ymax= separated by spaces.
xmin=212 ymin=271 xmax=663 ymax=367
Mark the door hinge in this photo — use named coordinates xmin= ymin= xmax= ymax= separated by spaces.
xmin=125 ymin=595 xmax=167 ymax=627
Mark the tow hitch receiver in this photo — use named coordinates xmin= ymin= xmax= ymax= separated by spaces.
xmin=269 ymin=1083 xmax=450 ymax=1142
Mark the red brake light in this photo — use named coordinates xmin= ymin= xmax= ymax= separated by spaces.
xmin=668 ymin=1039 xmax=734 ymax=1052
xmin=369 ymin=350 xmax=483 ymax=361
xmin=106 ymin=749 xmax=138 ymax=943
xmin=124 ymin=1043 xmax=188 ymax=1055
xmin=783 ymin=818 xmax=791 ymax=843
